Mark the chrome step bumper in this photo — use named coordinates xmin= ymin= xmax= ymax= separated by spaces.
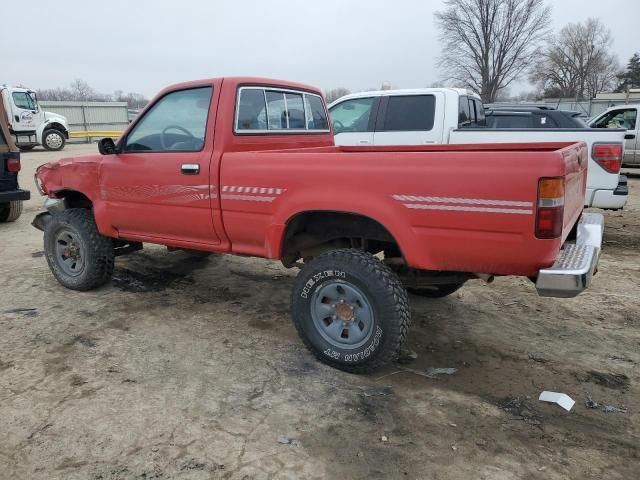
xmin=536 ymin=213 xmax=604 ymax=298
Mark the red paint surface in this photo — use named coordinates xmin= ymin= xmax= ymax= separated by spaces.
xmin=35 ymin=77 xmax=588 ymax=277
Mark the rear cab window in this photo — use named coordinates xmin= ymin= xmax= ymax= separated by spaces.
xmin=235 ymin=87 xmax=329 ymax=133
xmin=459 ymin=96 xmax=486 ymax=127
xmin=380 ymin=95 xmax=435 ymax=131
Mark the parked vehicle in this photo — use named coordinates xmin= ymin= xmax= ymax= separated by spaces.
xmin=0 ymin=99 xmax=29 ymax=222
xmin=589 ymin=104 xmax=640 ymax=166
xmin=0 ymin=85 xmax=69 ymax=151
xmin=33 ymin=77 xmax=602 ymax=373
xmin=329 ymin=89 xmax=627 ymax=210
xmin=485 ymin=108 xmax=588 ymax=128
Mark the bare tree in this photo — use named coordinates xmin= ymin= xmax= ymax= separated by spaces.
xmin=324 ymin=88 xmax=351 ymax=103
xmin=69 ymin=79 xmax=97 ymax=101
xmin=435 ymin=0 xmax=551 ymax=102
xmin=530 ymin=18 xmax=620 ymax=99
xmin=37 ymin=80 xmax=148 ymax=108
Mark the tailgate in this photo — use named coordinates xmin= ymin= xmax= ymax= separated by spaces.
xmin=559 ymin=142 xmax=588 ymax=243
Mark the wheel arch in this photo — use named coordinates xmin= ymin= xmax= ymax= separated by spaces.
xmin=47 ymin=122 xmax=68 ymax=133
xmin=277 ymin=209 xmax=406 ymax=267
xmin=53 ymin=189 xmax=93 ymax=210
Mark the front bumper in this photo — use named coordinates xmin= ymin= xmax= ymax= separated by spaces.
xmin=536 ymin=212 xmax=604 ymax=298
xmin=0 ymin=189 xmax=30 ymax=202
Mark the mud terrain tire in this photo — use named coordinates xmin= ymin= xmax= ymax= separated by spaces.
xmin=291 ymin=249 xmax=410 ymax=373
xmin=44 ymin=209 xmax=114 ymax=290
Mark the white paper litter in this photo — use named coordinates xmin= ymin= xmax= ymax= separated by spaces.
xmin=538 ymin=391 xmax=575 ymax=412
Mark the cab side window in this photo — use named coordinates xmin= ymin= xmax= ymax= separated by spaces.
xmin=382 ymin=95 xmax=435 ymax=131
xmin=124 ymin=87 xmax=212 ymax=152
xmin=329 ymin=97 xmax=375 ymax=134
xmin=593 ymin=109 xmax=637 ymax=130
xmin=12 ymin=92 xmax=37 ymax=111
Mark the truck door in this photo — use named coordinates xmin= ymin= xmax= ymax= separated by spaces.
xmin=9 ymin=90 xmax=39 ymax=133
xmin=329 ymin=97 xmax=378 ymax=145
xmin=373 ymin=93 xmax=444 ymax=145
xmin=100 ymin=85 xmax=221 ymax=245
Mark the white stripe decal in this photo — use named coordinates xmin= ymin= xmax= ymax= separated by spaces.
xmin=392 ymin=195 xmax=532 ymax=207
xmin=404 ymin=204 xmax=533 ymax=215
xmin=221 ymin=194 xmax=276 ymax=202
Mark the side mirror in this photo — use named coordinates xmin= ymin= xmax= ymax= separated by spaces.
xmin=98 ymin=137 xmax=117 ymax=155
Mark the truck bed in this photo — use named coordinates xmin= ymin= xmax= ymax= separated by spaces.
xmin=220 ymin=141 xmax=587 ymax=276
xmin=450 ymin=128 xmax=626 ymax=208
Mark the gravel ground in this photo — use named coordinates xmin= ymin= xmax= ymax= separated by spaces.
xmin=1 ymin=144 xmax=639 ymax=479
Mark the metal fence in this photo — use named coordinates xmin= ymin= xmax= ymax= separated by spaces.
xmin=39 ymin=101 xmax=129 ymax=143
xmin=541 ymin=92 xmax=640 ymax=119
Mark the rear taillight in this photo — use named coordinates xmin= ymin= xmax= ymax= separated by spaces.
xmin=6 ymin=155 xmax=21 ymax=173
xmin=536 ymin=177 xmax=564 ymax=239
xmin=592 ymin=143 xmax=623 ymax=173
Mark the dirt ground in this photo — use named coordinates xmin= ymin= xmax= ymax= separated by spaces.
xmin=1 ymin=143 xmax=639 ymax=480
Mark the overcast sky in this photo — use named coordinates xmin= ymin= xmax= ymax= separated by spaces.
xmin=4 ymin=0 xmax=638 ymax=98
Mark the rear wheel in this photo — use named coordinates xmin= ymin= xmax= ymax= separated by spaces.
xmin=0 ymin=200 xmax=23 ymax=222
xmin=407 ymin=283 xmax=464 ymax=298
xmin=291 ymin=249 xmax=410 ymax=373
xmin=42 ymin=129 xmax=66 ymax=151
xmin=44 ymin=209 xmax=114 ymax=290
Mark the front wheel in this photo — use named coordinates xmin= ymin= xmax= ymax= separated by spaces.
xmin=0 ymin=201 xmax=23 ymax=222
xmin=44 ymin=209 xmax=114 ymax=290
xmin=42 ymin=129 xmax=66 ymax=151
xmin=291 ymin=249 xmax=410 ymax=373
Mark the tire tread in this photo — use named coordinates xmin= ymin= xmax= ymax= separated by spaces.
xmin=44 ymin=208 xmax=114 ymax=291
xmin=291 ymin=249 xmax=410 ymax=373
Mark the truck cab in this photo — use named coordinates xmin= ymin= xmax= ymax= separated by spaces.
xmin=329 ymin=88 xmax=484 ymax=146
xmin=590 ymin=104 xmax=640 ymax=166
xmin=0 ymin=85 xmax=69 ymax=151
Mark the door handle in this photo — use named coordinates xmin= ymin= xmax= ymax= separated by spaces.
xmin=181 ymin=163 xmax=200 ymax=175
xmin=625 ymin=134 xmax=636 ymax=140
xmin=14 ymin=115 xmax=19 ymax=122
xmin=359 ymin=140 xmax=370 ymax=144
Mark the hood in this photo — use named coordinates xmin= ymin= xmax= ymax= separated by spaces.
xmin=44 ymin=111 xmax=68 ymax=126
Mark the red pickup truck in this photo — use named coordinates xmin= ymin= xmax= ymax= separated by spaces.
xmin=33 ymin=77 xmax=604 ymax=372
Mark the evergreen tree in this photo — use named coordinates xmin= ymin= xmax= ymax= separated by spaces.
xmin=616 ymin=53 xmax=640 ymax=92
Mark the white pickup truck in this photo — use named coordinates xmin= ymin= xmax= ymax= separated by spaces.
xmin=589 ymin=104 xmax=639 ymax=166
xmin=329 ymin=89 xmax=628 ymax=210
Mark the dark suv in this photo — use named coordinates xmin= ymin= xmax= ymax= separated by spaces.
xmin=485 ymin=107 xmax=588 ymax=129
xmin=1 ymin=101 xmax=29 ymax=222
